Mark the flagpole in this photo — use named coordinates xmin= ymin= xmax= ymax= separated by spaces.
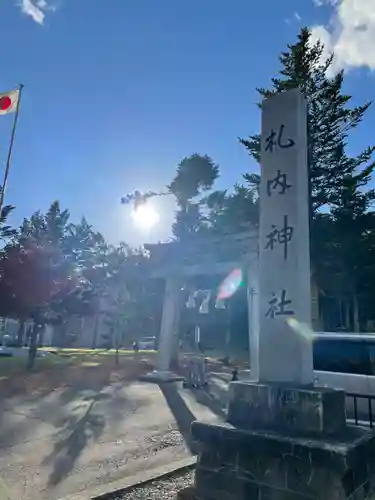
xmin=0 ymin=84 xmax=24 ymax=215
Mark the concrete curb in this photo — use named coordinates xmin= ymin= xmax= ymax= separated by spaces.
xmin=59 ymin=456 xmax=196 ymax=500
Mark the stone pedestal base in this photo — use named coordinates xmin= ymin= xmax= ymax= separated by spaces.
xmin=191 ymin=421 xmax=375 ymax=500
xmin=139 ymin=369 xmax=184 ymax=384
xmin=227 ymin=381 xmax=346 ymax=436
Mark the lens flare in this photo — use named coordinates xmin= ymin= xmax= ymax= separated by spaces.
xmin=217 ymin=268 xmax=243 ymax=300
xmin=286 ymin=317 xmax=314 ymax=342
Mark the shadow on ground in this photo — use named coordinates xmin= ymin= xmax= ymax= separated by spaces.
xmin=159 ymin=379 xmax=228 ymax=456
xmin=159 ymin=383 xmax=198 ymax=453
xmin=0 ymin=355 xmax=155 ymax=494
xmin=40 ymin=380 xmax=147 ymax=487
xmin=0 ymin=367 xmax=111 ymax=449
xmin=41 ymin=400 xmax=105 ymax=486
xmin=189 ymin=387 xmax=227 ymax=419
xmin=0 ymin=355 xmax=155 ymax=447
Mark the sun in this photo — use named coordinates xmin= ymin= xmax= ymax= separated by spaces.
xmin=131 ymin=204 xmax=160 ymax=230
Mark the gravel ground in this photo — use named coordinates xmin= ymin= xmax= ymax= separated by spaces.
xmin=119 ymin=469 xmax=195 ymax=500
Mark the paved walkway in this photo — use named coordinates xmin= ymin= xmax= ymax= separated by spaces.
xmin=0 ymin=380 xmax=222 ymax=500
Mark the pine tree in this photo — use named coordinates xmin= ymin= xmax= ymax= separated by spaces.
xmin=240 ymin=27 xmax=375 ymax=215
xmin=168 ymin=154 xmax=219 ymax=240
xmin=330 ymin=167 xmax=375 ymax=330
xmin=204 ymin=184 xmax=259 ymax=234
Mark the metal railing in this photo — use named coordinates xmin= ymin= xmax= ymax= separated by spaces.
xmin=346 ymin=393 xmax=375 ymax=427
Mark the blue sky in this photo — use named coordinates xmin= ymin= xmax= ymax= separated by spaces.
xmin=0 ymin=0 xmax=374 ymax=246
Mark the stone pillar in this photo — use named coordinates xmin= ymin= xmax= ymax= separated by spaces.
xmin=157 ymin=275 xmax=181 ymax=371
xmin=187 ymin=90 xmax=375 ymax=500
xmin=258 ymin=88 xmax=313 ymax=385
xmin=140 ymin=274 xmax=184 ymax=383
xmin=246 ymin=265 xmax=259 ymax=380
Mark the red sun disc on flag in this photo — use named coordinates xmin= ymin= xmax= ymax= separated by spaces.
xmin=0 ymin=96 xmax=12 ymax=111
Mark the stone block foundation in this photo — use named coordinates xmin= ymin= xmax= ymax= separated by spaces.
xmin=188 ymin=382 xmax=375 ymax=500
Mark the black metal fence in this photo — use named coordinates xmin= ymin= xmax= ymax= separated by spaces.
xmin=346 ymin=393 xmax=375 ymax=427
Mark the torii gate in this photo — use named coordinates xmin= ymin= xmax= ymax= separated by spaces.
xmin=143 ymin=229 xmax=260 ymax=382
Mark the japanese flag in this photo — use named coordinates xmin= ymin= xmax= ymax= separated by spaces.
xmin=0 ymin=90 xmax=19 ymax=115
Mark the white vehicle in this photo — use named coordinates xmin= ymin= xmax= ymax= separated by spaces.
xmin=137 ymin=336 xmax=156 ymax=350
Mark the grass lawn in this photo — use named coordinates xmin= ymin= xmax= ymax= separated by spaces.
xmin=0 ymin=348 xmax=157 ymax=399
xmin=0 ymin=354 xmax=68 ymax=376
xmin=39 ymin=347 xmax=157 ymax=355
